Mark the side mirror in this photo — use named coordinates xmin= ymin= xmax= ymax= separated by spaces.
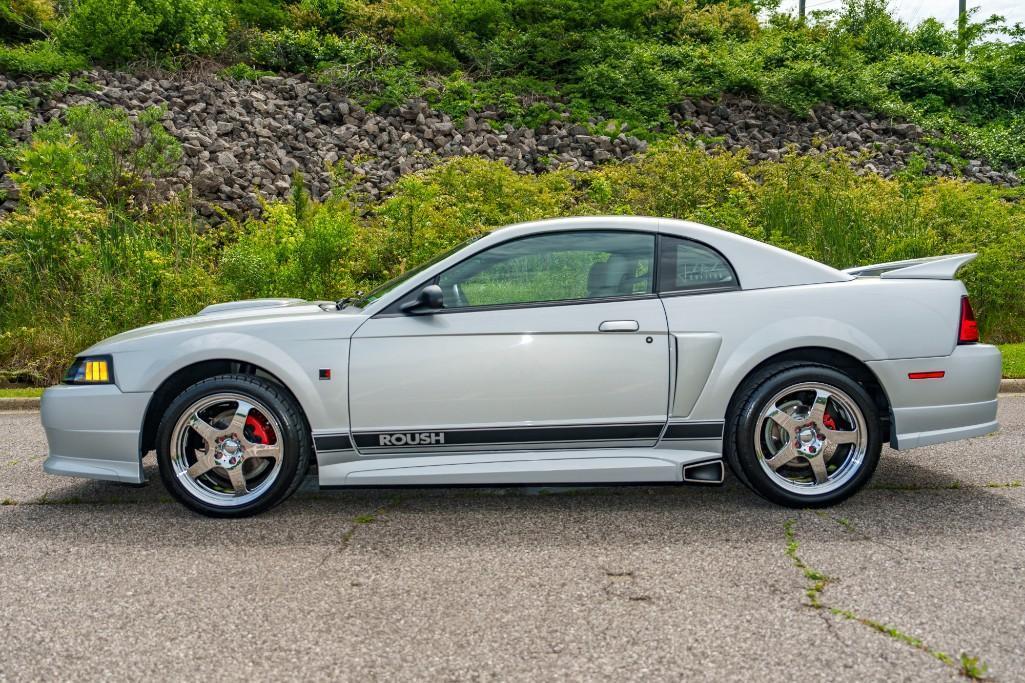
xmin=399 ymin=284 xmax=444 ymax=314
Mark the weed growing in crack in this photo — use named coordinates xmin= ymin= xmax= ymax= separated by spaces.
xmin=783 ymin=518 xmax=990 ymax=680
xmin=783 ymin=519 xmax=831 ymax=608
xmin=984 ymin=481 xmax=1022 ymax=489
xmin=960 ymin=654 xmax=990 ymax=679
xmin=316 ymin=496 xmax=404 ymax=569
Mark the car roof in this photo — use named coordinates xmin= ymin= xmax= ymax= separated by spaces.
xmin=483 ymin=216 xmax=850 ymax=291
xmin=364 ymin=216 xmax=850 ymax=314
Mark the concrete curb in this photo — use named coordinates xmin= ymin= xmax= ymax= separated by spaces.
xmin=999 ymin=378 xmax=1025 ymax=394
xmin=4 ymin=378 xmax=1025 ymax=412
xmin=0 ymin=397 xmax=42 ymax=411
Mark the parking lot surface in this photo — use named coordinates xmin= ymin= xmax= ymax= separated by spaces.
xmin=2 ymin=399 xmax=1024 ymax=681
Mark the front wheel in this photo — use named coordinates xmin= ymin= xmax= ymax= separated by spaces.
xmin=156 ymin=374 xmax=312 ymax=517
xmin=726 ymin=365 xmax=882 ymax=507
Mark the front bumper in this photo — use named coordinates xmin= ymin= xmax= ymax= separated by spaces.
xmin=867 ymin=344 xmax=1001 ymax=450
xmin=41 ymin=384 xmax=152 ymax=483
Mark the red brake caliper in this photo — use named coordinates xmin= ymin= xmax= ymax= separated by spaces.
xmin=822 ymin=411 xmax=837 ymax=430
xmin=245 ymin=413 xmax=275 ymax=444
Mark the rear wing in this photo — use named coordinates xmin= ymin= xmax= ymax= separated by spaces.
xmin=843 ymin=253 xmax=977 ymax=280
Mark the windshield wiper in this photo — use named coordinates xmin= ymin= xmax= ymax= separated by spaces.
xmin=335 ymin=292 xmax=364 ymax=310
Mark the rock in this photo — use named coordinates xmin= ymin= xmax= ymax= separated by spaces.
xmin=216 ymin=151 xmax=237 ymax=168
xmin=1 ymin=70 xmax=1017 ymax=224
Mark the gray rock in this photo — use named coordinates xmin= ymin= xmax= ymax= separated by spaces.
xmin=216 ymin=152 xmax=237 ymax=168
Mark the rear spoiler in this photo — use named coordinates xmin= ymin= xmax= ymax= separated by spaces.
xmin=843 ymin=253 xmax=976 ymax=280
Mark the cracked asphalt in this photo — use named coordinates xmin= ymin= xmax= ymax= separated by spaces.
xmin=2 ymin=399 xmax=1024 ymax=681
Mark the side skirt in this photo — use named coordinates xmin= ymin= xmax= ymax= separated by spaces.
xmin=316 ymin=448 xmax=723 ymax=488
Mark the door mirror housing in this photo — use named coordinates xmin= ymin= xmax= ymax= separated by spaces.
xmin=400 ymin=284 xmax=444 ymax=314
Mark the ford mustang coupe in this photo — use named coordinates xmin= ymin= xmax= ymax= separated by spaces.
xmin=41 ymin=216 xmax=1001 ymax=517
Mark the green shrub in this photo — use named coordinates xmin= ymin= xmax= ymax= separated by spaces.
xmin=0 ymin=40 xmax=88 ymax=76
xmin=0 ymin=192 xmax=215 ymax=383
xmin=0 ymin=0 xmax=54 ymax=42
xmin=231 ymin=0 xmax=290 ymax=30
xmin=218 ymin=63 xmax=275 ymax=81
xmin=58 ymin=0 xmax=231 ymax=64
xmin=246 ymin=28 xmax=395 ymax=74
xmin=13 ymin=105 xmax=181 ymax=208
xmin=220 ymin=179 xmax=362 ymax=300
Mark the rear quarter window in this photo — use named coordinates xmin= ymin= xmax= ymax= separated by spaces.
xmin=658 ymin=236 xmax=739 ymax=293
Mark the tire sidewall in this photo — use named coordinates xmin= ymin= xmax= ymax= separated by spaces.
xmin=156 ymin=375 xmax=306 ymax=517
xmin=733 ymin=366 xmax=882 ymax=507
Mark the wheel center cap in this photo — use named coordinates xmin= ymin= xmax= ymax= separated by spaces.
xmin=794 ymin=425 xmax=825 ymax=457
xmin=214 ymin=438 xmax=244 ymax=469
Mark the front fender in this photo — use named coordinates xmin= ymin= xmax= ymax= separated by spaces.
xmin=112 ymin=331 xmax=349 ymax=432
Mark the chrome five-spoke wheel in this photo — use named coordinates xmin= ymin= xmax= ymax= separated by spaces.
xmin=755 ymin=382 xmax=867 ymax=495
xmin=728 ymin=365 xmax=882 ymax=507
xmin=170 ymin=393 xmax=284 ymax=506
xmin=157 ymin=374 xmax=312 ymax=517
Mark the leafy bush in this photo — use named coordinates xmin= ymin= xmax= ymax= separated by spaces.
xmin=14 ymin=105 xmax=181 ymax=208
xmin=0 ymin=0 xmax=54 ymax=42
xmin=0 ymin=40 xmax=87 ymax=75
xmin=231 ymin=0 xmax=290 ymax=30
xmin=58 ymin=0 xmax=230 ymax=64
xmin=246 ymin=28 xmax=395 ymax=74
xmin=0 ymin=192 xmax=215 ymax=383
xmin=218 ymin=63 xmax=275 ymax=81
xmin=220 ymin=176 xmax=363 ymax=300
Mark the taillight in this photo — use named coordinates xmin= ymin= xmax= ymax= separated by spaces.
xmin=958 ymin=296 xmax=979 ymax=344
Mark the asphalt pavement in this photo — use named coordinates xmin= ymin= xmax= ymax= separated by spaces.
xmin=2 ymin=399 xmax=1024 ymax=681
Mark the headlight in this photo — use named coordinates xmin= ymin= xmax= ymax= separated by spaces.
xmin=63 ymin=355 xmax=114 ymax=384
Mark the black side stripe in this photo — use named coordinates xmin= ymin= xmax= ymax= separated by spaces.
xmin=353 ymin=423 xmax=663 ymax=450
xmin=314 ymin=434 xmax=353 ymax=451
xmin=663 ymin=422 xmax=724 ymax=440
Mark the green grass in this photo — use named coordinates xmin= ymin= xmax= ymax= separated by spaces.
xmin=0 ymin=387 xmax=45 ymax=398
xmin=999 ymin=344 xmax=1025 ymax=379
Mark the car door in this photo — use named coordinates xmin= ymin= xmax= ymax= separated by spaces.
xmin=348 ymin=229 xmax=670 ymax=455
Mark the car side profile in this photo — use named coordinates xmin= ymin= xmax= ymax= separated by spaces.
xmin=41 ymin=216 xmax=1001 ymax=517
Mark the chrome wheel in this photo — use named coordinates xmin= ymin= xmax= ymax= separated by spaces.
xmin=169 ymin=392 xmax=284 ymax=507
xmin=754 ymin=381 xmax=867 ymax=495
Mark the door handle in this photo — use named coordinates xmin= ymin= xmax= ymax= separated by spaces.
xmin=599 ymin=320 xmax=640 ymax=332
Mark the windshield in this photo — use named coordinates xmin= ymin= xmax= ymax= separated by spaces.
xmin=352 ymin=236 xmax=482 ymax=308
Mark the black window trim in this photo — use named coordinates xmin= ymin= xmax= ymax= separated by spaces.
xmin=377 ymin=228 xmax=660 ymax=317
xmin=655 ymin=234 xmax=741 ymax=295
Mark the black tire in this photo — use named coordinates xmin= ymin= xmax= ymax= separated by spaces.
xmin=156 ymin=374 xmax=312 ymax=518
xmin=724 ymin=364 xmax=882 ymax=508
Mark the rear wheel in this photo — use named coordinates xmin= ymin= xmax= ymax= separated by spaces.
xmin=726 ymin=365 xmax=881 ymax=507
xmin=156 ymin=374 xmax=311 ymax=517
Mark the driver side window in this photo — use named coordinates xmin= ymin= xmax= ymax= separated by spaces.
xmin=438 ymin=231 xmax=655 ymax=309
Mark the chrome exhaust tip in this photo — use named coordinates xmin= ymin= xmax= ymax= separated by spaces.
xmin=682 ymin=460 xmax=724 ymax=485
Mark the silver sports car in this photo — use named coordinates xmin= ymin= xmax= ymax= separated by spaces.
xmin=41 ymin=216 xmax=1001 ymax=517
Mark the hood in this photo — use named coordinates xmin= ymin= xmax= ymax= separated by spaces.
xmin=83 ymin=298 xmax=364 ymax=353
xmin=196 ymin=298 xmax=307 ymax=315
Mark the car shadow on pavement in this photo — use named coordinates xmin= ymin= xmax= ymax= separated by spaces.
xmin=3 ymin=452 xmax=1020 ymax=552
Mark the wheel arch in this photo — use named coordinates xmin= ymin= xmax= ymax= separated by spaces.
xmin=140 ymin=359 xmax=310 ymax=457
xmin=725 ymin=347 xmax=893 ymax=441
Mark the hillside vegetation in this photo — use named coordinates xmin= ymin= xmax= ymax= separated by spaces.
xmin=3 ymin=0 xmax=1024 ymax=166
xmin=1 ymin=0 xmax=1024 ymax=383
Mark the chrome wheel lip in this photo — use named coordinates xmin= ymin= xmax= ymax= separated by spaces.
xmin=170 ymin=392 xmax=284 ymax=508
xmin=754 ymin=381 xmax=868 ymax=496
